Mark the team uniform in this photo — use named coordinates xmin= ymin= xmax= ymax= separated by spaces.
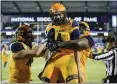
xmin=2 ymin=54 xmax=8 ymax=63
xmin=2 ymin=47 xmax=8 ymax=68
xmin=79 ymin=35 xmax=95 ymax=82
xmin=39 ymin=19 xmax=80 ymax=83
xmin=9 ymin=42 xmax=32 ymax=83
xmin=2 ymin=49 xmax=8 ymax=62
xmin=77 ymin=21 xmax=95 ymax=82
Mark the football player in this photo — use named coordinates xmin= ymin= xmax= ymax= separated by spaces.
xmin=38 ymin=3 xmax=81 ymax=83
xmin=55 ymin=21 xmax=95 ymax=83
xmin=2 ymin=44 xmax=8 ymax=69
xmin=9 ymin=24 xmax=46 ymax=83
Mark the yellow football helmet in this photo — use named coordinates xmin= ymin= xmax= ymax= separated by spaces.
xmin=15 ymin=25 xmax=34 ymax=47
xmin=50 ymin=3 xmax=67 ymax=25
xmin=79 ymin=21 xmax=90 ymax=36
xmin=50 ymin=3 xmax=66 ymax=14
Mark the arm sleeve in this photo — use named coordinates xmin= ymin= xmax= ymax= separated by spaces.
xmin=92 ymin=50 xmax=115 ymax=61
xmin=11 ymin=43 xmax=24 ymax=53
xmin=70 ymin=20 xmax=80 ymax=40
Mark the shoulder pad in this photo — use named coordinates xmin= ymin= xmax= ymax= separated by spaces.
xmin=70 ymin=29 xmax=80 ymax=40
xmin=11 ymin=42 xmax=24 ymax=53
xmin=72 ymin=20 xmax=79 ymax=28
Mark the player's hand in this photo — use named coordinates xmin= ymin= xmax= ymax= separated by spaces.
xmin=78 ymin=73 xmax=84 ymax=83
xmin=36 ymin=43 xmax=47 ymax=56
xmin=46 ymin=42 xmax=58 ymax=51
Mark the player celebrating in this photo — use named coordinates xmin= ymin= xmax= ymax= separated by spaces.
xmin=39 ymin=3 xmax=80 ymax=83
xmin=55 ymin=21 xmax=95 ymax=82
xmin=9 ymin=24 xmax=46 ymax=83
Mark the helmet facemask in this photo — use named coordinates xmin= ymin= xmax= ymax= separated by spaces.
xmin=15 ymin=26 xmax=34 ymax=48
xmin=50 ymin=11 xmax=67 ymax=25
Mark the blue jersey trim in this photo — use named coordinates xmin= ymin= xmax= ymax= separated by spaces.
xmin=72 ymin=20 xmax=79 ymax=27
xmin=70 ymin=29 xmax=80 ymax=40
xmin=11 ymin=42 xmax=24 ymax=53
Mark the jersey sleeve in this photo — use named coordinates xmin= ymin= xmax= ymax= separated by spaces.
xmin=70 ymin=20 xmax=80 ymax=40
xmin=11 ymin=43 xmax=24 ymax=53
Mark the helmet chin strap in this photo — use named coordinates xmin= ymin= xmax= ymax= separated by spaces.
xmin=53 ymin=17 xmax=68 ymax=26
